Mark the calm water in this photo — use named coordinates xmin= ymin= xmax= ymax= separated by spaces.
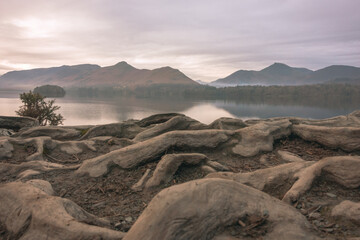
xmin=0 ymin=91 xmax=358 ymax=125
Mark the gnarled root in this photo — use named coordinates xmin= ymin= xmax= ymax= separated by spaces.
xmin=283 ymin=156 xmax=360 ymax=203
xmin=76 ymin=129 xmax=233 ymax=177
xmin=331 ymin=200 xmax=360 ymax=225
xmin=0 ymin=181 xmax=125 ymax=240
xmin=131 ymin=153 xmax=230 ymax=191
xmin=124 ymin=179 xmax=319 ymax=240
xmin=80 ymin=120 xmax=144 ymax=140
xmin=207 ymin=161 xmax=314 ymax=191
xmin=232 ymin=119 xmax=291 ymax=157
xmin=0 ymin=160 xmax=79 ymax=180
xmin=292 ymin=124 xmax=360 ymax=152
xmin=133 ymin=116 xmax=207 ymax=142
xmin=13 ymin=126 xmax=81 ymax=140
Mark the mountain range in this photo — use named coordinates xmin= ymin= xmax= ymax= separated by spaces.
xmin=1 ymin=62 xmax=360 ymax=90
xmin=211 ymin=63 xmax=360 ymax=86
xmin=0 ymin=61 xmax=198 ymax=90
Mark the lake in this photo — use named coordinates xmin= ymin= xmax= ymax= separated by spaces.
xmin=0 ymin=91 xmax=358 ymax=125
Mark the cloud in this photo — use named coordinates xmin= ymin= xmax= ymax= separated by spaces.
xmin=0 ymin=0 xmax=359 ymax=81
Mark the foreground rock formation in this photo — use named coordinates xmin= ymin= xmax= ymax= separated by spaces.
xmin=0 ymin=111 xmax=360 ymax=239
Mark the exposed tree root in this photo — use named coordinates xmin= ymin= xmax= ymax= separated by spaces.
xmin=76 ymin=129 xmax=233 ymax=177
xmin=0 ymin=160 xmax=79 ymax=180
xmin=137 ymin=113 xmax=185 ymax=127
xmin=331 ymin=200 xmax=360 ymax=225
xmin=232 ymin=119 xmax=291 ymax=157
xmin=13 ymin=126 xmax=81 ymax=140
xmin=1 ymin=112 xmax=359 ymax=239
xmin=282 ymin=156 xmax=360 ymax=203
xmin=77 ymin=119 xmax=294 ymax=177
xmin=124 ymin=179 xmax=319 ymax=240
xmin=207 ymin=161 xmax=314 ymax=192
xmin=1 ymin=136 xmax=98 ymax=162
xmin=133 ymin=116 xmax=207 ymax=142
xmin=292 ymin=124 xmax=360 ymax=152
xmin=131 ymin=168 xmax=152 ymax=191
xmin=208 ymin=156 xmax=360 ymax=205
xmin=208 ymin=117 xmax=247 ymax=130
xmin=80 ymin=120 xmax=144 ymax=140
xmin=0 ymin=181 xmax=125 ymax=240
xmin=143 ymin=153 xmax=228 ymax=189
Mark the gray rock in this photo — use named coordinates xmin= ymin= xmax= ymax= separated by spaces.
xmin=125 ymin=216 xmax=133 ymax=222
xmin=278 ymin=150 xmax=305 ymax=163
xmin=325 ymin=193 xmax=337 ymax=198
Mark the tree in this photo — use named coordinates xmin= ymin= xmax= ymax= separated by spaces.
xmin=16 ymin=91 xmax=64 ymax=126
xmin=33 ymin=85 xmax=66 ymax=98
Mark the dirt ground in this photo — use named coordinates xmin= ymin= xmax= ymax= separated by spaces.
xmin=1 ymin=134 xmax=359 ymax=239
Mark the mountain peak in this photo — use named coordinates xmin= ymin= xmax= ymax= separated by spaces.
xmin=114 ymin=61 xmax=135 ymax=69
xmin=261 ymin=62 xmax=291 ymax=72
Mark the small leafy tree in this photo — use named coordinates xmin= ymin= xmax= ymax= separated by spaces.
xmin=16 ymin=91 xmax=64 ymax=126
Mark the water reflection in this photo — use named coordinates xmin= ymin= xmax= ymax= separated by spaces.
xmin=0 ymin=91 xmax=358 ymax=126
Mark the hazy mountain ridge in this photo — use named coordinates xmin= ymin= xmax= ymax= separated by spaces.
xmin=0 ymin=61 xmax=198 ymax=89
xmin=213 ymin=63 xmax=360 ymax=86
xmin=2 ymin=62 xmax=360 ymax=89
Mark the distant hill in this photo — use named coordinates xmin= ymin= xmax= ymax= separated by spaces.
xmin=212 ymin=63 xmax=360 ymax=86
xmin=0 ymin=62 xmax=198 ymax=89
xmin=0 ymin=64 xmax=100 ymax=89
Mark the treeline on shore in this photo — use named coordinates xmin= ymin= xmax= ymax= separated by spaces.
xmin=65 ymin=83 xmax=360 ymax=109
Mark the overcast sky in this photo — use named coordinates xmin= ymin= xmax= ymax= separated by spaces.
xmin=0 ymin=0 xmax=359 ymax=81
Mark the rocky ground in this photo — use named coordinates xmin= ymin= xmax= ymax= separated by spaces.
xmin=0 ymin=111 xmax=359 ymax=240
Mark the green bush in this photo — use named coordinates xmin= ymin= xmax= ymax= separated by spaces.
xmin=16 ymin=91 xmax=64 ymax=126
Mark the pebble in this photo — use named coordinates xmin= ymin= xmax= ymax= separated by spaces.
xmin=263 ymin=209 xmax=269 ymax=217
xmin=309 ymin=212 xmax=321 ymax=219
xmin=324 ymin=228 xmax=334 ymax=233
xmin=325 ymin=193 xmax=337 ymax=198
xmin=125 ymin=216 xmax=133 ymax=222
xmin=259 ymin=155 xmax=268 ymax=165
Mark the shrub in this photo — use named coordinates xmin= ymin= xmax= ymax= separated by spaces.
xmin=16 ymin=91 xmax=64 ymax=126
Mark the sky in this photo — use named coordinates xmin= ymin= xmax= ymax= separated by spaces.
xmin=0 ymin=0 xmax=359 ymax=82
